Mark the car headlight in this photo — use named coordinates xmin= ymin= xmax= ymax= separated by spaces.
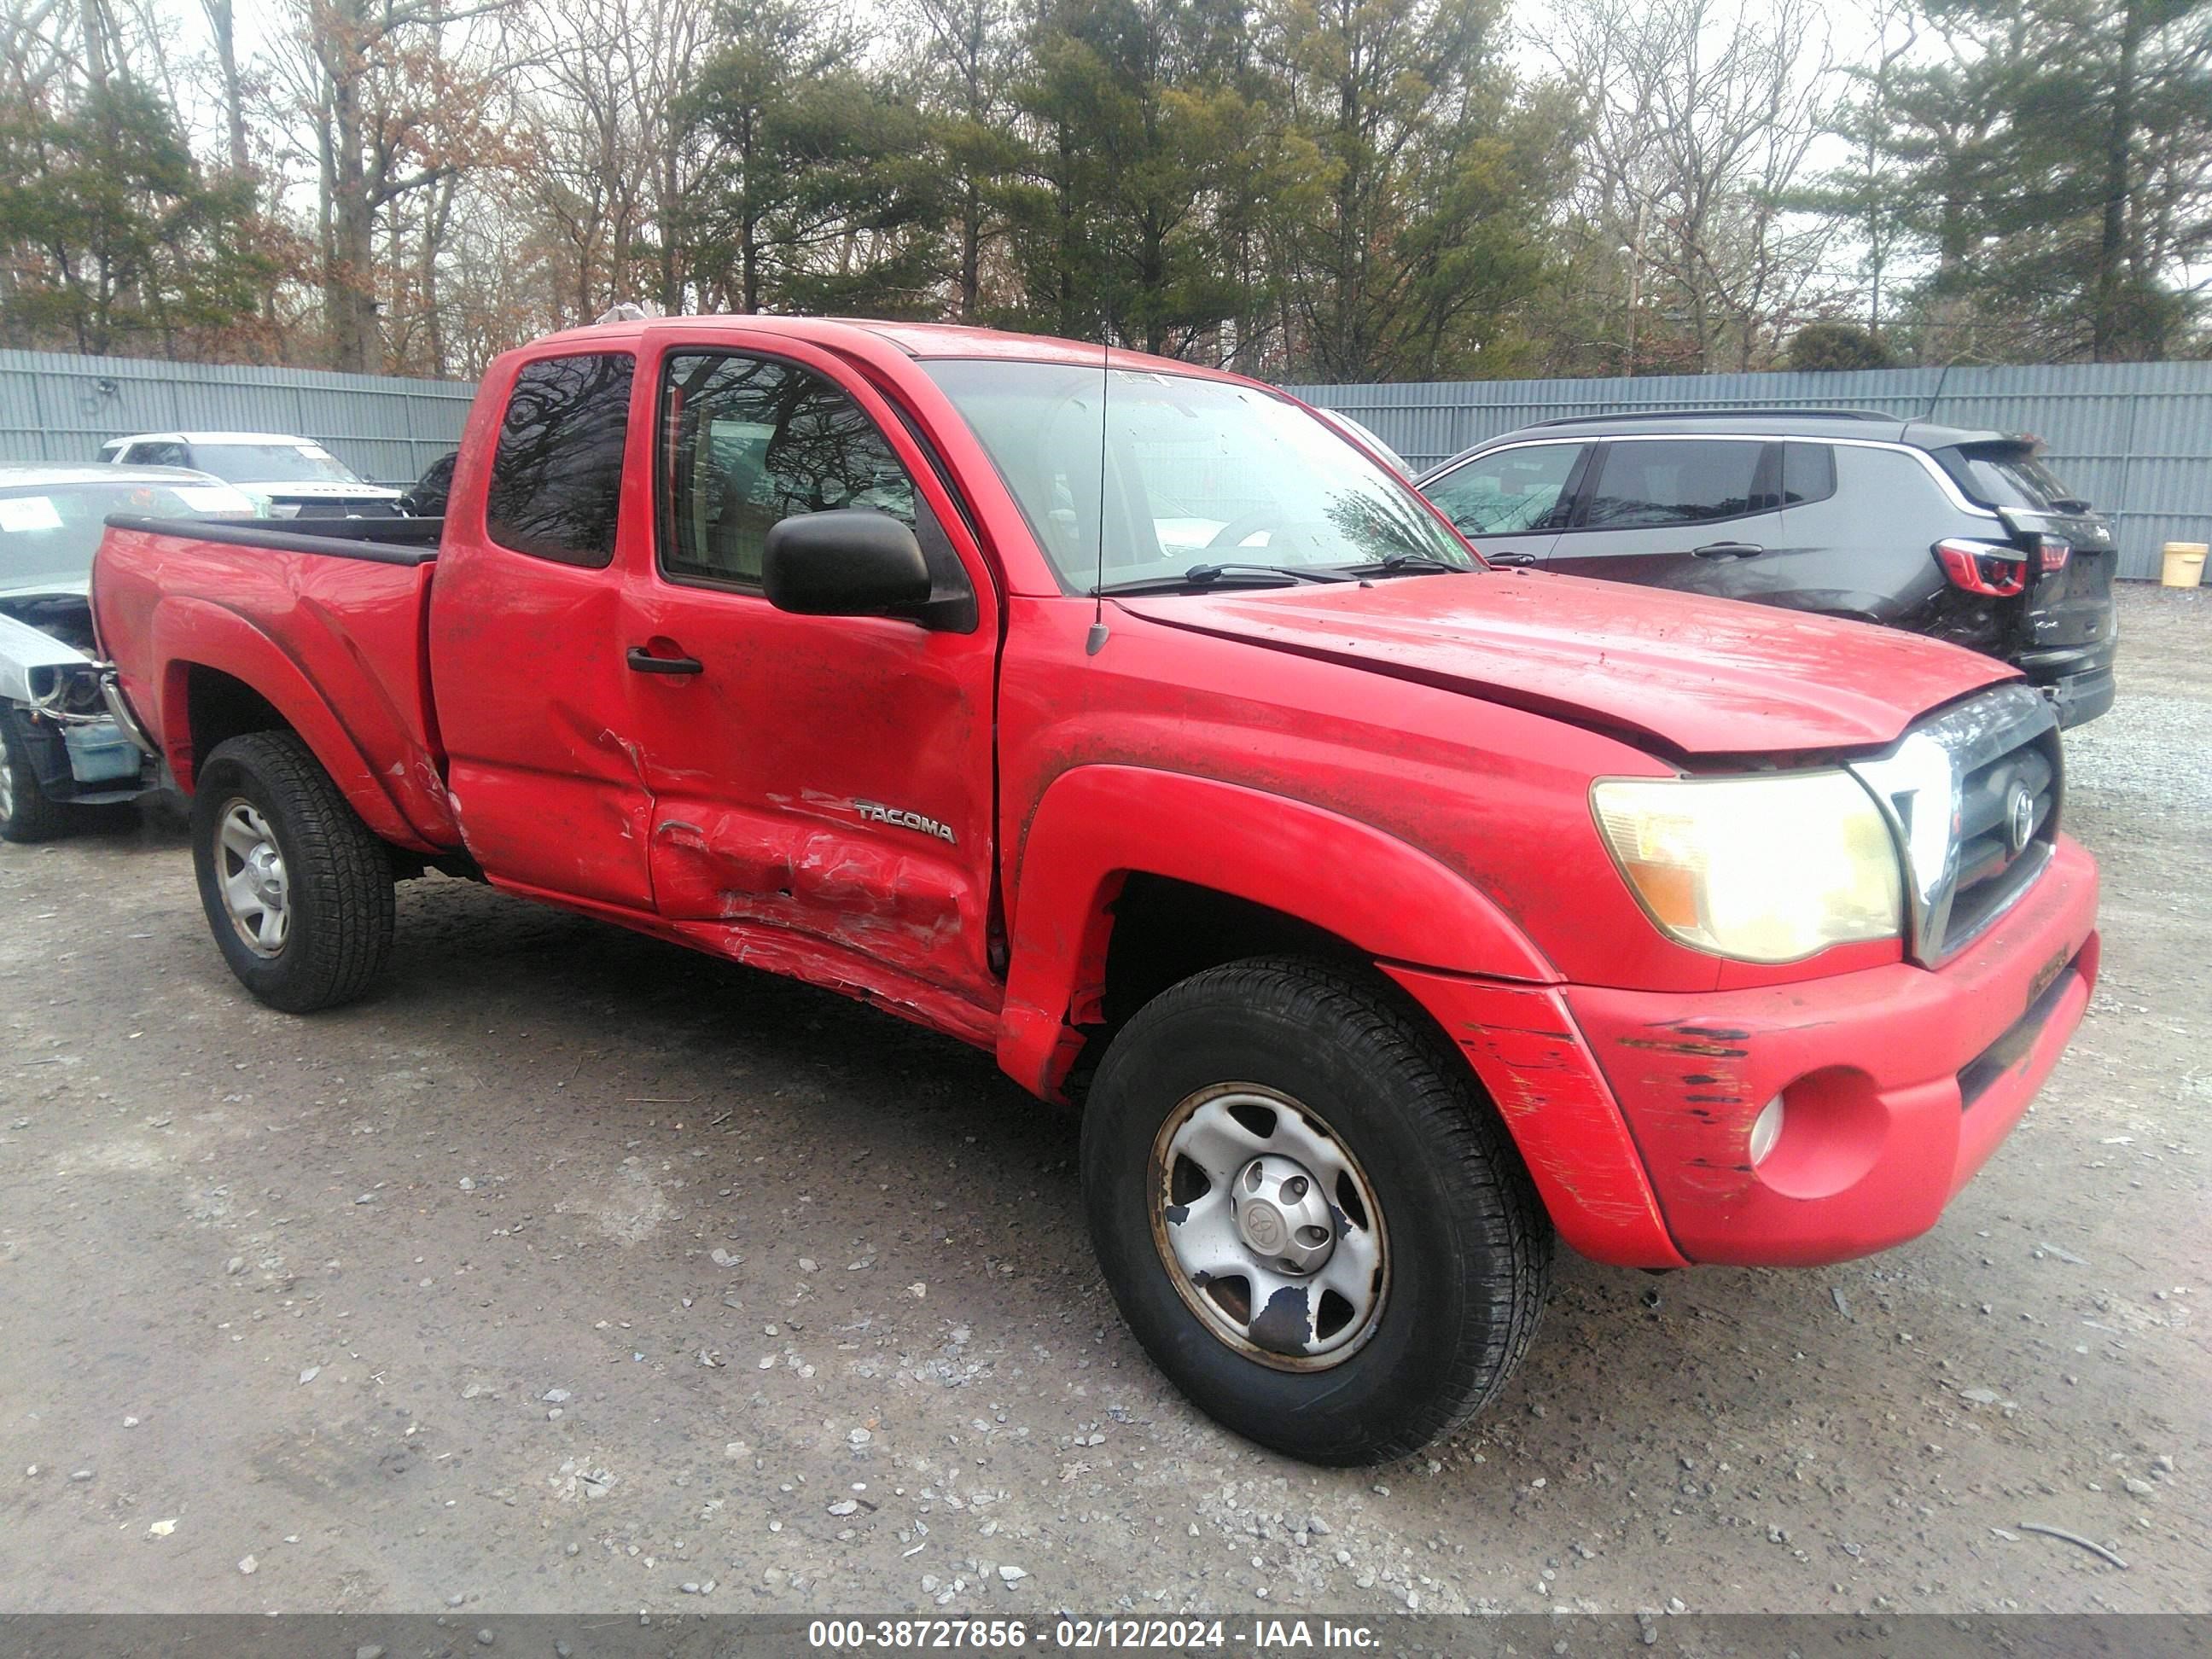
xmin=1591 ymin=771 xmax=1904 ymax=963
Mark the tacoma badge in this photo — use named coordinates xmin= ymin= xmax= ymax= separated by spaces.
xmin=853 ymin=798 xmax=956 ymax=845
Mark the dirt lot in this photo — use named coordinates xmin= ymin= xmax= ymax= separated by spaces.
xmin=2 ymin=585 xmax=2205 ymax=1619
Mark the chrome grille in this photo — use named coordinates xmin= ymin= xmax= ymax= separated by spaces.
xmin=1849 ymin=684 xmax=2061 ymax=966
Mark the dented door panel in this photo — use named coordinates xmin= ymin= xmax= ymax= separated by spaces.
xmin=620 ymin=334 xmax=1004 ymax=1010
xmin=430 ymin=549 xmax=656 ymax=909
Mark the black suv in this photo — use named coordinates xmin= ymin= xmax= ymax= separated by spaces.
xmin=1414 ymin=410 xmax=2118 ymax=727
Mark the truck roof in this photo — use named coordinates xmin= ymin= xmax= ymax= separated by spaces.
xmin=524 ymin=313 xmax=1249 ymax=383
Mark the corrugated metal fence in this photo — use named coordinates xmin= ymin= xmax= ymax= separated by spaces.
xmin=0 ymin=348 xmax=472 ymax=487
xmin=1289 ymin=361 xmax=2212 ymax=582
xmin=4 ymin=348 xmax=2205 ymax=579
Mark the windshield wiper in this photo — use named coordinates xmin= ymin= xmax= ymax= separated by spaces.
xmin=1340 ymin=551 xmax=1476 ymax=577
xmin=1097 ymin=561 xmax=1354 ymax=596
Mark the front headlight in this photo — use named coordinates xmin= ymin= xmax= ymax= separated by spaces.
xmin=1592 ymin=771 xmax=1903 ymax=963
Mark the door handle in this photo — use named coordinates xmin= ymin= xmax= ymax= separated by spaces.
xmin=626 ymin=645 xmax=703 ymax=675
xmin=1692 ymin=541 xmax=1765 ymax=559
xmin=1484 ymin=551 xmax=1540 ymax=567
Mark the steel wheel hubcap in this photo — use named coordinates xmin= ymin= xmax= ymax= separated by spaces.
xmin=1150 ymin=1086 xmax=1388 ymax=1370
xmin=215 ymin=800 xmax=289 ymax=957
xmin=0 ymin=754 xmax=14 ymax=821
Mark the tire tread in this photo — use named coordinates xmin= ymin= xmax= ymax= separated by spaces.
xmin=0 ymin=716 xmax=73 ymax=842
xmin=193 ymin=731 xmax=393 ymax=1010
xmin=1087 ymin=953 xmax=1553 ymax=1463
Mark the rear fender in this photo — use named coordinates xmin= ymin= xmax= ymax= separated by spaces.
xmin=997 ymin=765 xmax=1557 ymax=1098
xmin=151 ymin=597 xmax=433 ymax=851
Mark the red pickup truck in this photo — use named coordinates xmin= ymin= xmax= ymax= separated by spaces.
xmin=91 ymin=317 xmax=2098 ymax=1465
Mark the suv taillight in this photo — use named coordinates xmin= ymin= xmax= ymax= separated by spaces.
xmin=1934 ymin=538 xmax=2028 ymax=597
xmin=2038 ymin=535 xmax=2071 ymax=572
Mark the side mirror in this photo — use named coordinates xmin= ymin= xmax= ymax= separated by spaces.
xmin=761 ymin=509 xmax=933 ymax=618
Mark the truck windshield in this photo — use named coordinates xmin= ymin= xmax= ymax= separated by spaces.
xmin=190 ymin=442 xmax=365 ymax=486
xmin=0 ymin=480 xmax=257 ymax=591
xmin=921 ymin=358 xmax=1473 ymax=592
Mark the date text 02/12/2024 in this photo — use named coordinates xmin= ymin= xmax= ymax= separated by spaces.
xmin=806 ymin=1617 xmax=1379 ymax=1649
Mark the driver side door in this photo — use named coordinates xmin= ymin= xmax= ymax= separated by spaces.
xmin=619 ymin=337 xmax=1004 ymax=1018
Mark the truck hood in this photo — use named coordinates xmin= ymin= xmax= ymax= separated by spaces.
xmin=1117 ymin=569 xmax=2016 ymax=759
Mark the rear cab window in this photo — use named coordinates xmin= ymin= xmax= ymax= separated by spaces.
xmin=485 ymin=353 xmax=636 ymax=566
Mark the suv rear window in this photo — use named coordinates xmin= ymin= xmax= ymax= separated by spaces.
xmin=486 ymin=352 xmax=635 ymax=566
xmin=1941 ymin=443 xmax=2081 ymax=512
xmin=1781 ymin=442 xmax=1837 ymax=506
xmin=1582 ymin=439 xmax=1768 ymax=528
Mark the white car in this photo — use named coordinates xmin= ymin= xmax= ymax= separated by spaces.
xmin=1 ymin=464 xmax=259 ymax=839
xmin=1311 ymin=407 xmax=1409 ymax=474
xmin=98 ymin=431 xmax=405 ymax=519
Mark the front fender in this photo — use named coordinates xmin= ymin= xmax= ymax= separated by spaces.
xmin=996 ymin=764 xmax=1557 ymax=1099
xmin=150 ymin=597 xmax=436 ymax=851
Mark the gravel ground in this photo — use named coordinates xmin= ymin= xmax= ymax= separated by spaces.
xmin=1 ymin=584 xmax=2205 ymax=1617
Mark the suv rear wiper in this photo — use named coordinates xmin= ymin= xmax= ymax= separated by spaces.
xmin=1097 ymin=561 xmax=1354 ymax=596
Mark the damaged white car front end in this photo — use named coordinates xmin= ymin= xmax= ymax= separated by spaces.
xmin=2 ymin=464 xmax=253 ymax=840
xmin=0 ymin=587 xmax=157 ymax=840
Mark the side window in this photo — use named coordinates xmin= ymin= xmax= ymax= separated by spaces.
xmin=1583 ymin=439 xmax=1767 ymax=529
xmin=1781 ymin=442 xmax=1837 ymax=507
xmin=1424 ymin=443 xmax=1586 ymax=536
xmin=660 ymin=352 xmax=922 ymax=587
xmin=132 ymin=441 xmax=187 ymax=468
xmin=485 ymin=352 xmax=635 ymax=567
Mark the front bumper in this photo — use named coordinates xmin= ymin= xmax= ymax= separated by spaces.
xmin=1390 ymin=835 xmax=2098 ymax=1268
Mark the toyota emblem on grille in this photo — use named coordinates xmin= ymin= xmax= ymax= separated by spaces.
xmin=2005 ymin=782 xmax=2036 ymax=856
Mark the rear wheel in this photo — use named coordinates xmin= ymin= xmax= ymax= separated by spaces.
xmin=1081 ymin=956 xmax=1552 ymax=1464
xmin=0 ymin=714 xmax=72 ymax=843
xmin=190 ymin=731 xmax=393 ymax=1011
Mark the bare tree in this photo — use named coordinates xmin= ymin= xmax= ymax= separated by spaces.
xmin=197 ymin=0 xmax=250 ymax=177
xmin=264 ymin=0 xmax=516 ymax=371
xmin=510 ymin=0 xmax=714 ymax=325
xmin=1552 ymin=0 xmax=1837 ymax=371
xmin=910 ymin=0 xmax=1020 ymax=322
xmin=0 ymin=1 xmax=76 ymax=101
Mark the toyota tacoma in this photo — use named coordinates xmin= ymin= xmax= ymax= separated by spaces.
xmin=89 ymin=317 xmax=2099 ymax=1464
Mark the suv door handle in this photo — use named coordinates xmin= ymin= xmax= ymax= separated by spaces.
xmin=1692 ymin=541 xmax=1764 ymax=559
xmin=626 ymin=646 xmax=703 ymax=676
xmin=1484 ymin=551 xmax=1540 ymax=566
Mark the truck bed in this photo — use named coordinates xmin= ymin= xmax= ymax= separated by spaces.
xmin=92 ymin=514 xmax=463 ymax=853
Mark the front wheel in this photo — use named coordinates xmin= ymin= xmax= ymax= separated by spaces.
xmin=1082 ymin=957 xmax=1553 ymax=1465
xmin=189 ymin=731 xmax=394 ymax=1012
